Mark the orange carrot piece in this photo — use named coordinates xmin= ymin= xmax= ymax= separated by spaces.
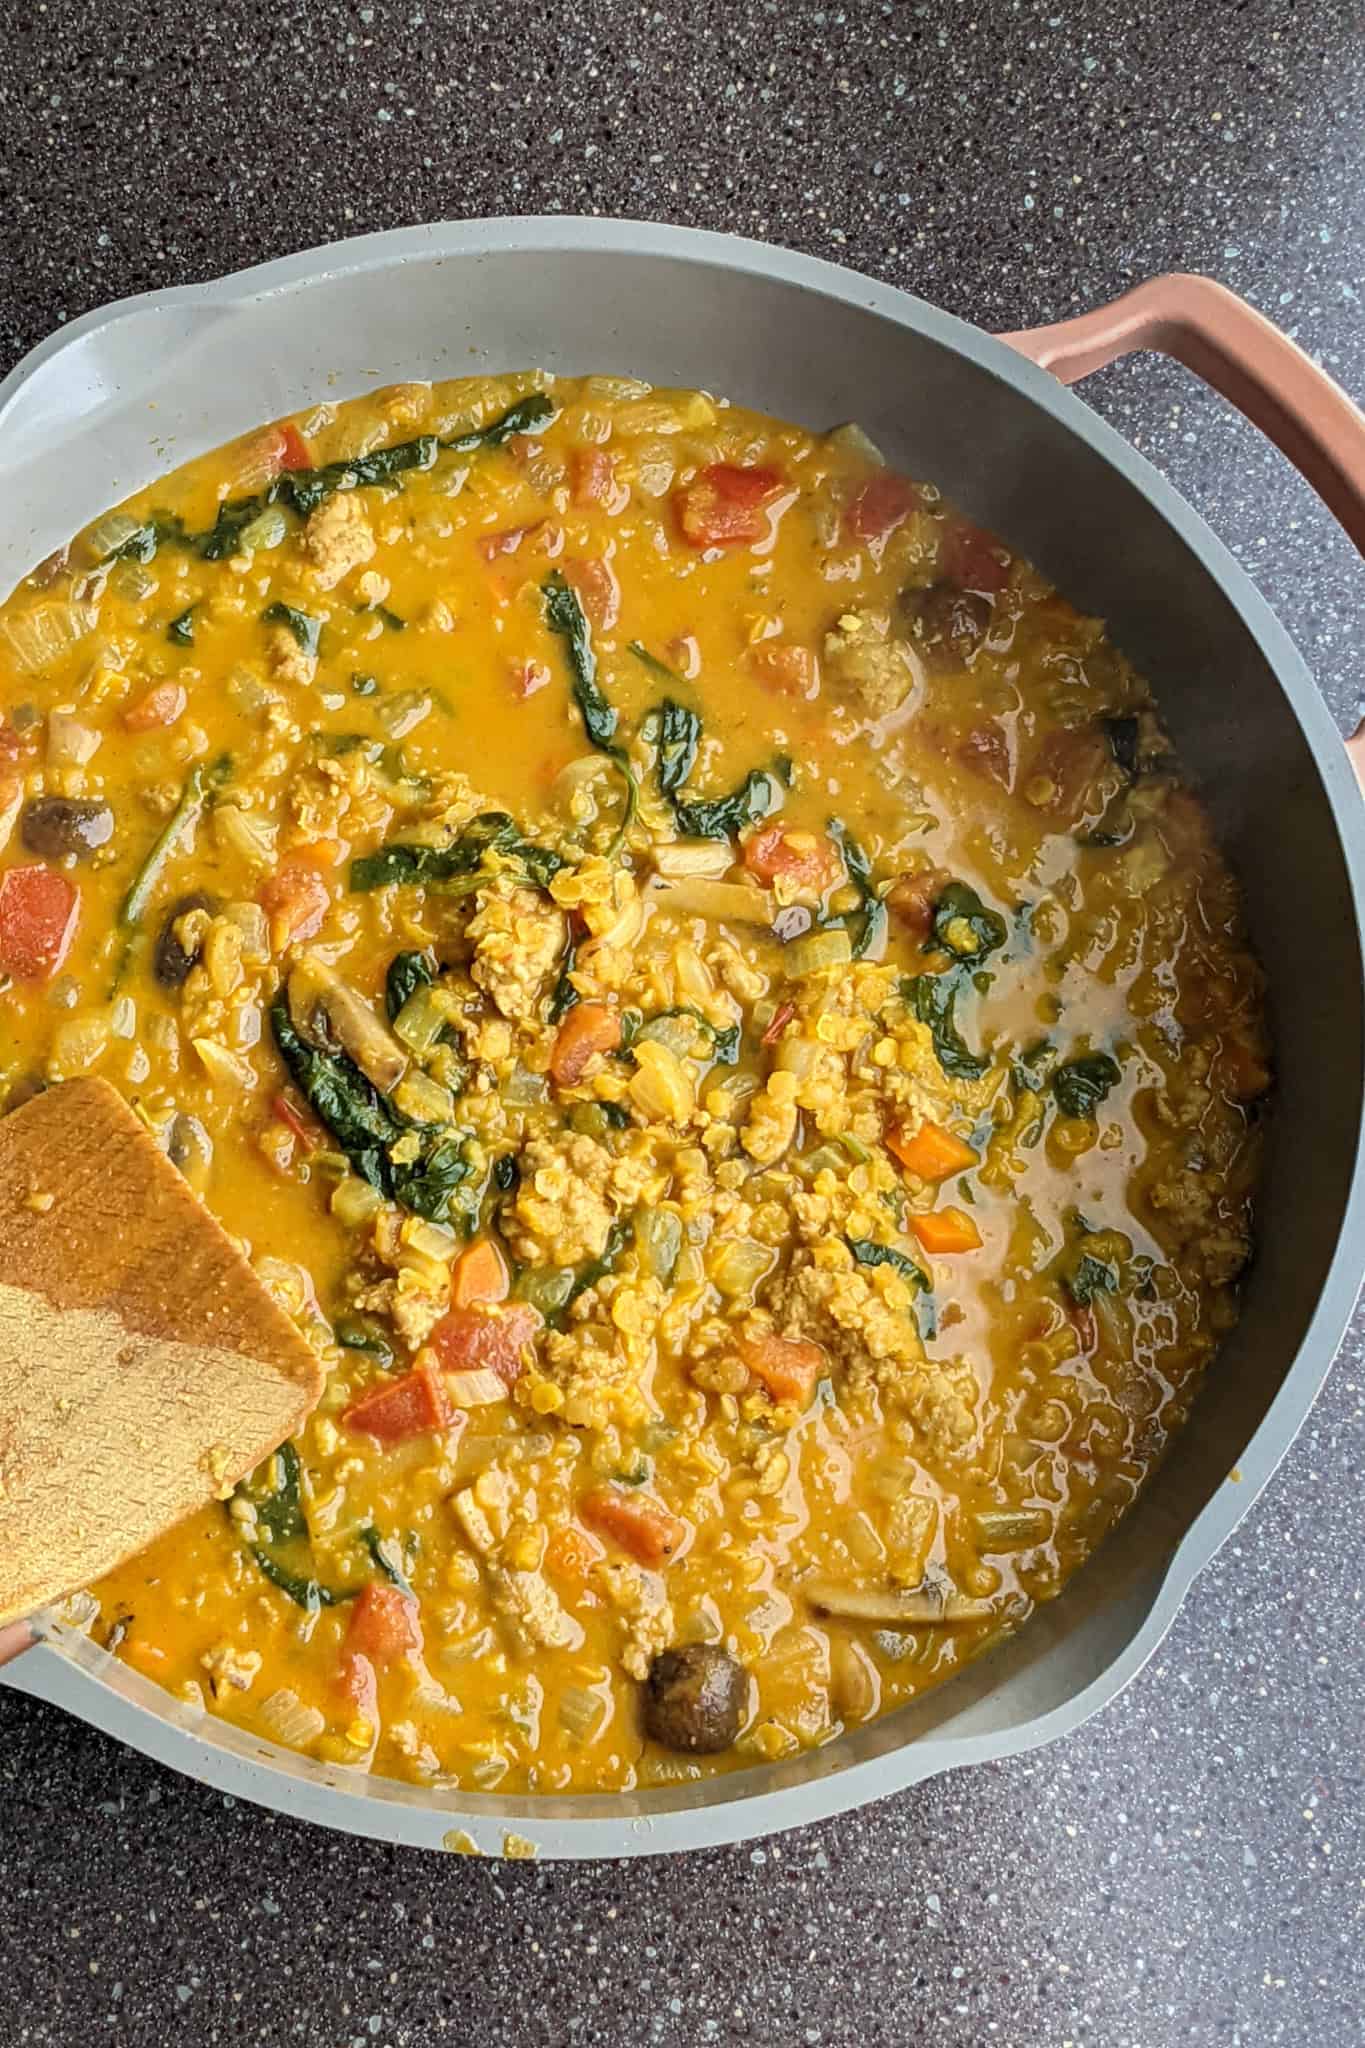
xmin=887 ymin=1120 xmax=978 ymax=1183
xmin=910 ymin=1207 xmax=983 ymax=1255
xmin=580 ymin=1488 xmax=687 ymax=1566
xmin=122 ymin=680 xmax=187 ymax=732
xmin=545 ymin=1524 xmax=600 ymax=1580
xmin=736 ymin=1331 xmax=825 ymax=1407
xmin=450 ymin=1237 xmax=509 ymax=1309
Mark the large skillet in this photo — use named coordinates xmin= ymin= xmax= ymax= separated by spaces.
xmin=1 ymin=221 xmax=1362 ymax=1859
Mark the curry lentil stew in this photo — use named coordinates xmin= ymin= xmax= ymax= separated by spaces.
xmin=0 ymin=372 xmax=1268 ymax=1792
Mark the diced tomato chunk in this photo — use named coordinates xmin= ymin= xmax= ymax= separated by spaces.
xmin=580 ymin=1487 xmax=688 ymax=1565
xmin=271 ymin=1093 xmax=318 ymax=1149
xmin=450 ymin=1238 xmax=509 ymax=1309
xmin=844 ymin=472 xmax=920 ymax=545
xmin=259 ymin=862 xmax=331 ymax=947
xmin=736 ymin=1331 xmax=825 ymax=1407
xmin=0 ymin=865 xmax=79 ymax=982
xmin=509 ymin=658 xmax=552 ymax=700
xmin=562 ymin=555 xmax=620 ymax=632
xmin=748 ymin=642 xmax=820 ymax=700
xmin=344 ymin=1362 xmax=453 ymax=1443
xmin=742 ymin=825 xmax=837 ymax=891
xmin=478 ymin=520 xmax=544 ymax=561
xmin=549 ymin=1001 xmax=621 ymax=1087
xmin=1026 ymin=726 xmax=1114 ymax=831
xmin=429 ymin=1302 xmax=542 ymax=1389
xmin=346 ymin=1581 xmax=423 ymax=1666
xmin=674 ymin=464 xmax=784 ymax=548
xmin=762 ymin=1001 xmax=796 ymax=1047
xmin=940 ymin=518 xmax=1011 ymax=595
xmin=277 ymin=422 xmax=311 ymax=472
xmin=571 ymin=448 xmax=618 ymax=508
xmin=122 ymin=680 xmax=187 ymax=733
xmin=0 ymin=720 xmax=37 ymax=765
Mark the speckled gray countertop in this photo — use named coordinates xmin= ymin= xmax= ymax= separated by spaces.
xmin=1 ymin=3 xmax=1363 ymax=2043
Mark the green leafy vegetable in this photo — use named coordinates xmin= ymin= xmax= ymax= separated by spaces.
xmin=385 ymin=949 xmax=435 ymax=1024
xmin=350 ymin=811 xmax=566 ymax=894
xmin=654 ymin=698 xmax=701 ymax=799
xmin=544 ymin=1217 xmax=634 ymax=1330
xmin=846 ymin=1235 xmax=931 ymax=1294
xmin=901 ymin=972 xmax=988 ymax=1082
xmin=232 ymin=1442 xmax=354 ymax=1612
xmin=351 ymin=672 xmax=380 ymax=696
xmin=271 ymin=997 xmax=474 ymax=1223
xmin=445 ymin=391 xmax=557 ymax=451
xmin=828 ymin=818 xmax=888 ymax=960
xmin=1062 ymin=1250 xmax=1119 ymax=1306
xmin=111 ymin=512 xmax=187 ymax=564
xmin=1102 ymin=714 xmax=1141 ymax=780
xmin=167 ymin=605 xmax=196 ymax=647
xmin=1052 ymin=1052 xmax=1121 ymax=1120
xmin=542 ymin=572 xmax=639 ymax=842
xmin=549 ymin=927 xmax=581 ymax=1025
xmin=119 ymin=754 xmax=232 ymax=929
xmin=334 ymin=1316 xmax=395 ymax=1365
xmin=282 ymin=434 xmax=441 ymax=518
xmin=672 ymin=767 xmax=784 ymax=841
xmin=637 ymin=1005 xmax=741 ymax=1065
xmin=261 ymin=602 xmax=322 ymax=655
xmin=929 ymin=880 xmax=1007 ymax=960
xmin=360 ymin=1525 xmax=416 ymax=1598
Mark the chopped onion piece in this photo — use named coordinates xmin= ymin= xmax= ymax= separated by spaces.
xmin=825 ymin=420 xmax=886 ymax=465
xmin=783 ymin=926 xmax=852 ymax=977
xmin=446 ymin=1367 xmax=509 ymax=1407
xmin=802 ymin=1577 xmax=995 ymax=1625
xmin=643 ymin=875 xmax=774 ymax=925
xmin=258 ymin=1688 xmax=326 ymax=1748
xmin=1 ymin=600 xmax=100 ymax=674
xmin=651 ymin=840 xmax=734 ymax=881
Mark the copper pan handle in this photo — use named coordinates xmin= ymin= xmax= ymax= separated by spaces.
xmin=1000 ymin=273 xmax=1365 ymax=790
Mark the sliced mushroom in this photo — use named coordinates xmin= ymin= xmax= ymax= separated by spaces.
xmin=288 ymin=957 xmax=408 ymax=1094
xmin=802 ymin=1576 xmax=995 ymax=1625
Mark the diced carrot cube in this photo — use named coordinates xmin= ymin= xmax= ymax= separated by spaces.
xmin=887 ymin=1120 xmax=978 ymax=1183
xmin=549 ymin=1001 xmax=621 ymax=1087
xmin=736 ymin=1331 xmax=825 ymax=1407
xmin=910 ymin=1207 xmax=983 ymax=1255
xmin=580 ymin=1488 xmax=688 ymax=1565
xmin=122 ymin=681 xmax=187 ymax=732
xmin=450 ymin=1238 xmax=509 ymax=1310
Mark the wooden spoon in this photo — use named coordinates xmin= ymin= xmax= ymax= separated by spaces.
xmin=0 ymin=1077 xmax=323 ymax=1641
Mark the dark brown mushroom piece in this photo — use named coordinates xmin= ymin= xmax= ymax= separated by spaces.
xmin=643 ymin=1643 xmax=747 ymax=1754
xmin=20 ymin=795 xmax=115 ymax=861
xmin=166 ymin=1112 xmax=213 ymax=1192
xmin=153 ymin=893 xmax=217 ymax=988
xmin=899 ymin=581 xmax=993 ymax=669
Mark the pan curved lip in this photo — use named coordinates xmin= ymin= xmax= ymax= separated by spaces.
xmin=2 ymin=216 xmax=1362 ymax=1854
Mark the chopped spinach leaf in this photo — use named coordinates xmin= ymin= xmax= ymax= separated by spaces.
xmin=1102 ymin=714 xmax=1141 ymax=780
xmin=1063 ymin=1249 xmax=1119 ymax=1306
xmin=198 ymin=494 xmax=275 ymax=562
xmin=492 ymin=1152 xmax=520 ymax=1194
xmin=232 ymin=1441 xmax=354 ymax=1612
xmin=335 ymin=1316 xmax=395 ymax=1365
xmin=549 ymin=927 xmax=581 ymax=1025
xmin=542 ymin=571 xmax=639 ymax=842
xmin=1052 ymin=1051 xmax=1121 ymax=1120
xmin=639 ymin=1005 xmax=741 ymax=1064
xmin=392 ymin=1131 xmax=472 ymax=1224
xmin=930 ymin=880 xmax=1007 ymax=960
xmin=261 ymin=602 xmax=322 ymax=656
xmin=360 ymin=1525 xmax=416 ymax=1598
xmin=385 ymin=949 xmax=435 ymax=1023
xmin=283 ymin=434 xmax=441 ymax=517
xmin=350 ymin=810 xmax=566 ymax=894
xmin=167 ymin=604 xmax=196 ymax=647
xmin=119 ymin=754 xmax=232 ymax=930
xmin=829 ymin=818 xmax=888 ymax=960
xmin=672 ymin=766 xmax=784 ymax=840
xmin=901 ymin=971 xmax=988 ymax=1082
xmin=846 ymin=1235 xmax=931 ymax=1294
xmin=112 ymin=512 xmax=187 ymax=564
xmin=361 ymin=604 xmax=405 ymax=633
xmin=547 ymin=1217 xmax=634 ymax=1330
xmin=654 ymin=697 xmax=701 ymax=799
xmin=444 ymin=391 xmax=557 ymax=452
xmin=351 ymin=672 xmax=380 ymax=696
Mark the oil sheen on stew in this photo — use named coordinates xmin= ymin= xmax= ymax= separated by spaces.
xmin=0 ymin=372 xmax=1269 ymax=1794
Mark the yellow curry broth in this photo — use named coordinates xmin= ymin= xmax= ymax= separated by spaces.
xmin=0 ymin=371 xmax=1266 ymax=1792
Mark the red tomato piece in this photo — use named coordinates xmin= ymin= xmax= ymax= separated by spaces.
xmin=748 ymin=643 xmax=820 ymax=699
xmin=742 ymin=825 xmax=837 ymax=891
xmin=562 ymin=555 xmax=620 ymax=632
xmin=0 ymin=720 xmax=37 ymax=765
xmin=761 ymin=1000 xmax=796 ymax=1047
xmin=571 ymin=448 xmax=617 ymax=507
xmin=346 ymin=1582 xmax=423 ymax=1666
xmin=259 ymin=862 xmax=330 ymax=947
xmin=478 ymin=520 xmax=544 ymax=561
xmin=675 ymin=464 xmax=783 ymax=548
xmin=510 ymin=658 xmax=552 ymax=699
xmin=276 ymin=422 xmax=311 ymax=472
xmin=1026 ymin=727 xmax=1113 ymax=831
xmin=122 ymin=680 xmax=187 ymax=733
xmin=344 ymin=1362 xmax=454 ymax=1443
xmin=429 ymin=1303 xmax=542 ymax=1390
xmin=271 ymin=1093 xmax=318 ymax=1149
xmin=941 ymin=518 xmax=1011 ymax=595
xmin=0 ymin=865 xmax=79 ymax=981
xmin=844 ymin=472 xmax=920 ymax=544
